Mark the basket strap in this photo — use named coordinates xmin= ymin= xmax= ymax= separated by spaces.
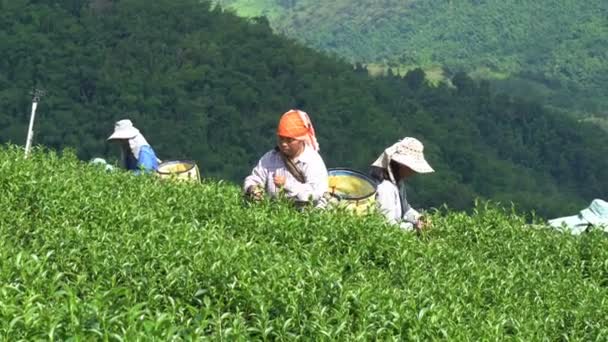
xmin=277 ymin=149 xmax=306 ymax=183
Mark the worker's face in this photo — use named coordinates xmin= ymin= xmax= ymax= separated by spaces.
xmin=116 ymin=139 xmax=129 ymax=150
xmin=110 ymin=139 xmax=129 ymax=153
xmin=277 ymin=135 xmax=304 ymax=158
xmin=397 ymin=164 xmax=416 ymax=180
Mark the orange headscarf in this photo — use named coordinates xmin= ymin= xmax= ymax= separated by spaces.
xmin=277 ymin=109 xmax=320 ymax=151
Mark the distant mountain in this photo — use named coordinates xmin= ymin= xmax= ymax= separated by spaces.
xmin=1 ymin=0 xmax=607 ymax=217
xmin=217 ymin=0 xmax=608 ymax=112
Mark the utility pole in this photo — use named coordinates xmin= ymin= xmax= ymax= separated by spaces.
xmin=24 ymin=89 xmax=45 ymax=158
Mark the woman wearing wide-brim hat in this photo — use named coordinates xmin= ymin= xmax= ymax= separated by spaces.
xmin=370 ymin=137 xmax=434 ymax=231
xmin=107 ymin=119 xmax=160 ymax=173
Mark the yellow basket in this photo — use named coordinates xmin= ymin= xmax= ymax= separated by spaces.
xmin=157 ymin=160 xmax=200 ymax=182
xmin=328 ymin=168 xmax=377 ymax=214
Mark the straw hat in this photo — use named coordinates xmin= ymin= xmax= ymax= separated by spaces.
xmin=372 ymin=137 xmax=434 ymax=179
xmin=107 ymin=119 xmax=140 ymax=141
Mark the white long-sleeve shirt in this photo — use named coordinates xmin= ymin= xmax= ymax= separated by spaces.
xmin=243 ymin=146 xmax=328 ymax=204
xmin=375 ymin=180 xmax=421 ymax=230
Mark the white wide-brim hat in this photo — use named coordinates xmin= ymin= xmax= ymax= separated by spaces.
xmin=548 ymin=199 xmax=608 ymax=235
xmin=107 ymin=119 xmax=140 ymax=140
xmin=391 ymin=151 xmax=434 ymax=173
xmin=580 ymin=199 xmax=608 ymax=226
xmin=372 ymin=137 xmax=434 ymax=176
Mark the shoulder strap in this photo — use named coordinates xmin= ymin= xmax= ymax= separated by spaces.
xmin=275 ymin=147 xmax=306 ymax=183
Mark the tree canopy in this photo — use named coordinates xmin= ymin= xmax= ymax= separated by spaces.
xmin=218 ymin=0 xmax=608 ymax=112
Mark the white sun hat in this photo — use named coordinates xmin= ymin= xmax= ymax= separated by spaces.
xmin=548 ymin=199 xmax=608 ymax=235
xmin=107 ymin=119 xmax=140 ymax=141
xmin=580 ymin=199 xmax=608 ymax=227
xmin=391 ymin=137 xmax=434 ymax=173
xmin=372 ymin=137 xmax=434 ymax=181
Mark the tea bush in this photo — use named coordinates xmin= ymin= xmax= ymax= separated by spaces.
xmin=0 ymin=146 xmax=607 ymax=340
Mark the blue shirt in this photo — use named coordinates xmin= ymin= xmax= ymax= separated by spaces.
xmin=126 ymin=145 xmax=159 ymax=173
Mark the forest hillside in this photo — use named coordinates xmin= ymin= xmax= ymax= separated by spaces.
xmin=218 ymin=0 xmax=608 ymax=112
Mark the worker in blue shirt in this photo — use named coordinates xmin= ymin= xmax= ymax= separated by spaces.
xmin=107 ymin=119 xmax=159 ymax=173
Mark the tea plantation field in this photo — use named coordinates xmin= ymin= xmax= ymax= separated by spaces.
xmin=1 ymin=146 xmax=607 ymax=340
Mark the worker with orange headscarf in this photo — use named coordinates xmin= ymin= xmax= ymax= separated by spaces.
xmin=244 ymin=109 xmax=328 ymax=207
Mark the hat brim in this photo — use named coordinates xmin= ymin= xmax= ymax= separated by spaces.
xmin=580 ymin=208 xmax=608 ymax=227
xmin=107 ymin=128 xmax=139 ymax=141
xmin=391 ymin=154 xmax=434 ymax=173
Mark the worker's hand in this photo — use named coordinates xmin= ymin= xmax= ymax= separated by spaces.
xmin=247 ymin=185 xmax=265 ymax=202
xmin=274 ymin=175 xmax=286 ymax=187
xmin=274 ymin=170 xmax=286 ymax=188
xmin=415 ymin=216 xmax=432 ymax=231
